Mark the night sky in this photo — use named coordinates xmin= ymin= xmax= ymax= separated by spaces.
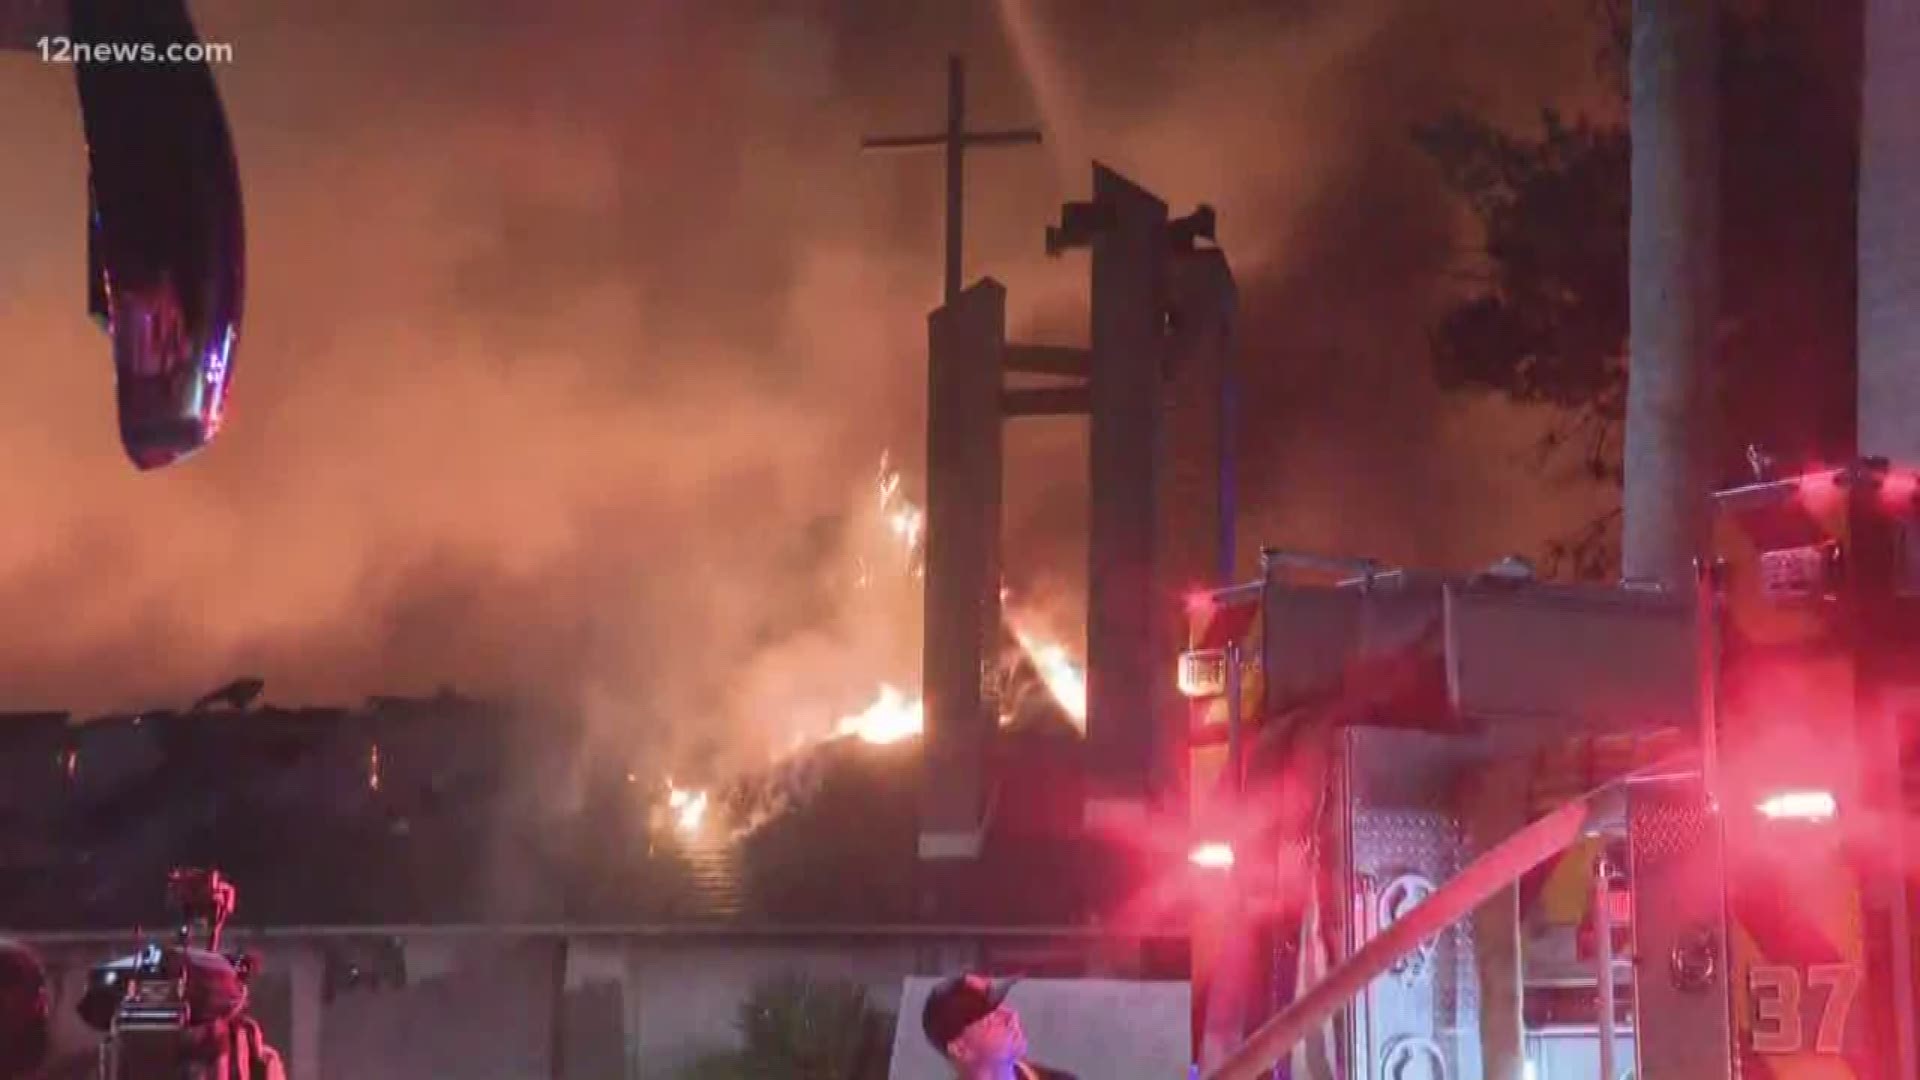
xmin=0 ymin=0 xmax=1609 ymax=766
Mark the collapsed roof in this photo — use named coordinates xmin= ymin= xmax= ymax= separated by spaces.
xmin=0 ymin=686 xmax=1108 ymax=932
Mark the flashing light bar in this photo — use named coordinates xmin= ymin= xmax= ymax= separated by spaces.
xmin=1756 ymin=789 xmax=1837 ymax=822
xmin=1882 ymin=469 xmax=1919 ymax=507
xmin=1189 ymin=842 xmax=1235 ymax=870
xmin=1178 ymin=650 xmax=1228 ymax=699
xmin=1795 ymin=468 xmax=1844 ymax=503
xmin=1787 ymin=462 xmax=1920 ymax=510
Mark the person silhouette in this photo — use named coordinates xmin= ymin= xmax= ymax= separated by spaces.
xmin=921 ymin=975 xmax=1077 ymax=1080
xmin=0 ymin=939 xmax=50 ymax=1080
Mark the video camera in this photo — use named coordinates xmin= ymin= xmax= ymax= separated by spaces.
xmin=80 ymin=869 xmax=262 ymax=1080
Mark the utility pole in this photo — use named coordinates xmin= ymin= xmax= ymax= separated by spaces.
xmin=862 ymin=54 xmax=1043 ymax=305
xmin=1623 ymin=0 xmax=1720 ymax=587
xmin=1860 ymin=0 xmax=1920 ymax=1069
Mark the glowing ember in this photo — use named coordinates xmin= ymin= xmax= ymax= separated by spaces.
xmin=833 ymin=683 xmax=925 ymax=745
xmin=889 ymin=508 xmax=924 ymax=555
xmin=665 ymin=781 xmax=709 ymax=835
xmin=877 ymin=460 xmax=902 ymax=508
xmin=877 ymin=453 xmax=925 ymax=570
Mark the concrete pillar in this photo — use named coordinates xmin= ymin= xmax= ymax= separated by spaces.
xmin=1164 ymin=247 xmax=1238 ymax=592
xmin=1623 ymin=0 xmax=1719 ymax=587
xmin=1164 ymin=247 xmax=1238 ymax=803
xmin=921 ymin=278 xmax=1006 ymax=860
xmin=1086 ymin=164 xmax=1171 ymax=814
xmin=1165 ymin=245 xmax=1242 ymax=1063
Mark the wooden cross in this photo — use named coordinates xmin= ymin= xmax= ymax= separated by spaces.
xmin=862 ymin=54 xmax=1043 ymax=305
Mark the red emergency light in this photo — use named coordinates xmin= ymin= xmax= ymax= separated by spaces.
xmin=1795 ymin=467 xmax=1844 ymax=509
xmin=1881 ymin=469 xmax=1919 ymax=510
xmin=1756 ymin=788 xmax=1837 ymax=822
xmin=1184 ymin=589 xmax=1217 ymax=617
xmin=1789 ymin=461 xmax=1920 ymax=513
xmin=1189 ymin=842 xmax=1234 ymax=871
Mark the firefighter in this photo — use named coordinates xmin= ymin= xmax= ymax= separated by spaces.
xmin=0 ymin=939 xmax=50 ymax=1080
xmin=921 ymin=974 xmax=1078 ymax=1080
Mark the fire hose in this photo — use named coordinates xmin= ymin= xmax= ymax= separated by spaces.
xmin=1204 ymin=757 xmax=1690 ymax=1080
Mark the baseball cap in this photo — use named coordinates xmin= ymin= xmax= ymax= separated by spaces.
xmin=921 ymin=974 xmax=1020 ymax=1052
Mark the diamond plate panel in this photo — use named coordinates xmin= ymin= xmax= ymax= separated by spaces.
xmin=1628 ymin=781 xmax=1731 ymax=1080
xmin=1352 ymin=807 xmax=1471 ymax=1080
xmin=1629 ymin=793 xmax=1714 ymax=870
xmin=1354 ymin=810 xmax=1462 ymax=876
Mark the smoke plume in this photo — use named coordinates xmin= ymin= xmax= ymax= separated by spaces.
xmin=0 ymin=0 xmax=1605 ymax=770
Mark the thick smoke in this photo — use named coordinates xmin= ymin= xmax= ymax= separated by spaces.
xmin=0 ymin=0 xmax=1604 ymax=769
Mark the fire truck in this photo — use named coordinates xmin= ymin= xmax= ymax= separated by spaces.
xmin=1184 ymin=461 xmax=1920 ymax=1080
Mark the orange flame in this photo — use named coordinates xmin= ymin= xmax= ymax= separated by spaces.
xmin=1010 ymin=624 xmax=1088 ymax=728
xmin=832 ymin=683 xmax=925 ymax=745
xmin=661 ymin=455 xmax=1095 ymax=844
xmin=1002 ymin=587 xmax=1089 ymax=728
xmin=665 ymin=780 xmax=709 ymax=835
xmin=877 ymin=453 xmax=925 ymax=575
